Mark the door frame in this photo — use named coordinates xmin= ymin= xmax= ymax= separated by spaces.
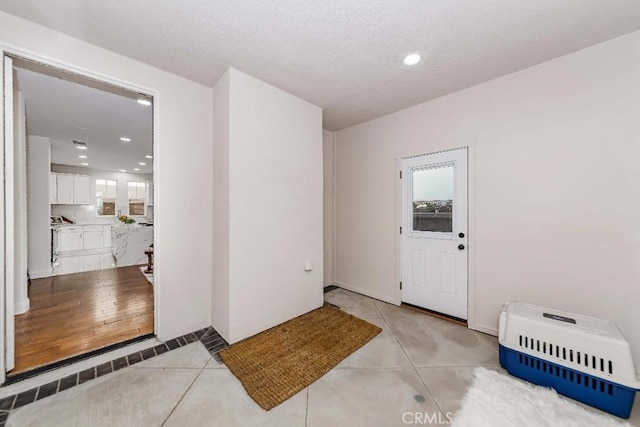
xmin=394 ymin=144 xmax=478 ymax=330
xmin=3 ymin=55 xmax=16 ymax=373
xmin=0 ymin=45 xmax=161 ymax=384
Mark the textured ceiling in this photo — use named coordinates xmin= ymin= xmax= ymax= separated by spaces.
xmin=15 ymin=68 xmax=153 ymax=174
xmin=1 ymin=1 xmax=640 ymax=130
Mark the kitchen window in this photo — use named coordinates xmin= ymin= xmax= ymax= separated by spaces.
xmin=96 ymin=179 xmax=117 ymax=216
xmin=128 ymin=181 xmax=147 ymax=216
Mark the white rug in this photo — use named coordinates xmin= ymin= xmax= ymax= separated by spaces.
xmin=452 ymin=368 xmax=631 ymax=427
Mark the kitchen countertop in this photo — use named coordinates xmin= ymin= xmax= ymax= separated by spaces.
xmin=51 ymin=223 xmax=117 ymax=228
xmin=52 ymin=223 xmax=153 ymax=229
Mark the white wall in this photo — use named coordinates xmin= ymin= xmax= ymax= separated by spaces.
xmin=334 ymin=31 xmax=640 ymax=366
xmin=0 ymin=11 xmax=213 ymax=341
xmin=323 ymin=129 xmax=335 ymax=286
xmin=211 ymin=70 xmax=230 ymax=339
xmin=50 ymin=164 xmax=152 ymax=224
xmin=212 ymin=68 xmax=324 ymax=344
xmin=26 ymin=136 xmax=51 ymax=279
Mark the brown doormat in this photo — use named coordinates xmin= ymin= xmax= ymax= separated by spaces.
xmin=218 ymin=305 xmax=382 ymax=410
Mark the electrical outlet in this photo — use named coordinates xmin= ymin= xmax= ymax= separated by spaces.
xmin=304 ymin=261 xmax=312 ymax=272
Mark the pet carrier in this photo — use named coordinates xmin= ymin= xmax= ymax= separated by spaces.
xmin=498 ymin=301 xmax=639 ymax=418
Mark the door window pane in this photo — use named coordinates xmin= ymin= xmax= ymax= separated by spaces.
xmin=412 ymin=165 xmax=453 ymax=232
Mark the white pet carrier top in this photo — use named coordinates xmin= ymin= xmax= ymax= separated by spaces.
xmin=498 ymin=301 xmax=640 ymax=389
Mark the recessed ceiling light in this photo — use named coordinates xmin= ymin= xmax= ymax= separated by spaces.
xmin=403 ymin=53 xmax=422 ymax=66
xmin=133 ymin=168 xmax=140 ymax=171
xmin=138 ymin=162 xmax=146 ymax=166
xmin=119 ymin=169 xmax=126 ymax=173
xmin=81 ymin=163 xmax=89 ymax=166
xmin=120 ymin=137 xmax=131 ymax=142
xmin=76 ymin=126 xmax=87 ymax=131
xmin=137 ymin=98 xmax=152 ymax=107
xmin=145 ymin=155 xmax=153 ymax=159
xmin=78 ymin=155 xmax=87 ymax=159
xmin=73 ymin=140 xmax=88 ymax=150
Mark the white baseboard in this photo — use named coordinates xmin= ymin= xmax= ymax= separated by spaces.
xmin=334 ymin=281 xmax=398 ymax=306
xmin=468 ymin=323 xmax=498 ymax=337
xmin=15 ymin=297 xmax=30 ymax=314
xmin=29 ymin=268 xmax=52 ymax=279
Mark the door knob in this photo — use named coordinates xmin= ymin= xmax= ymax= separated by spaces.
xmin=458 ymin=232 xmax=465 ymax=238
xmin=458 ymin=244 xmax=465 ymax=250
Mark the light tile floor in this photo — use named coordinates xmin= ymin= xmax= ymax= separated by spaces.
xmin=52 ymin=253 xmax=116 ymax=276
xmin=7 ymin=288 xmax=639 ymax=426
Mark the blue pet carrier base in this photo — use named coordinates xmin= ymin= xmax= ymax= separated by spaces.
xmin=500 ymin=344 xmax=637 ymax=418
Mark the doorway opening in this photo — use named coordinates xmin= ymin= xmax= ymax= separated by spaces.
xmin=5 ymin=54 xmax=156 ymax=378
xmin=400 ymin=148 xmax=468 ymax=320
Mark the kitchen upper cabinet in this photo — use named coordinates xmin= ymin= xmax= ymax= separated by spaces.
xmin=58 ymin=226 xmax=83 ymax=252
xmin=51 ymin=173 xmax=92 ymax=205
xmin=74 ymin=175 xmax=91 ymax=204
xmin=82 ymin=225 xmax=104 ymax=250
xmin=49 ymin=173 xmax=57 ymax=204
xmin=55 ymin=174 xmax=74 ymax=204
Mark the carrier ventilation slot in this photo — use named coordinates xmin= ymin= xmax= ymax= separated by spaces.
xmin=518 ymin=335 xmax=614 ymax=375
xmin=517 ymin=353 xmax=614 ymax=396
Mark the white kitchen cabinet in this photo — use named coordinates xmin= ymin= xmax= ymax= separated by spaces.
xmin=83 ymin=225 xmax=104 ymax=250
xmin=51 ymin=173 xmax=92 ymax=205
xmin=103 ymin=225 xmax=112 ymax=248
xmin=56 ymin=174 xmax=74 ymax=204
xmin=58 ymin=226 xmax=83 ymax=251
xmin=74 ymin=175 xmax=91 ymax=204
xmin=55 ymin=224 xmax=114 ymax=254
xmin=49 ymin=173 xmax=57 ymax=204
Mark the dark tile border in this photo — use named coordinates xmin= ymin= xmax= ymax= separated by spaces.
xmin=0 ymin=326 xmax=228 ymax=426
xmin=5 ymin=333 xmax=155 ymax=385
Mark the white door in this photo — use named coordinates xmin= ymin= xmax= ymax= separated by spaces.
xmin=401 ymin=148 xmax=468 ymax=319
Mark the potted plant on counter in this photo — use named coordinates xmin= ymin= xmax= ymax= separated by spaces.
xmin=118 ymin=215 xmax=136 ymax=225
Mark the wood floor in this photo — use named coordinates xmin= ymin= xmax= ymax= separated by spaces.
xmin=12 ymin=265 xmax=154 ymax=376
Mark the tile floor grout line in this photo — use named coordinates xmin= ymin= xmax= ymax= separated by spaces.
xmin=304 ymin=387 xmax=309 ymax=427
xmin=411 ymin=364 xmax=496 ymax=369
xmin=160 ymin=358 xmax=209 ymax=427
xmin=372 ymin=299 xmax=446 ymax=416
xmin=130 ymin=367 xmax=211 ymax=370
xmin=331 ymin=366 xmax=413 ymax=370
